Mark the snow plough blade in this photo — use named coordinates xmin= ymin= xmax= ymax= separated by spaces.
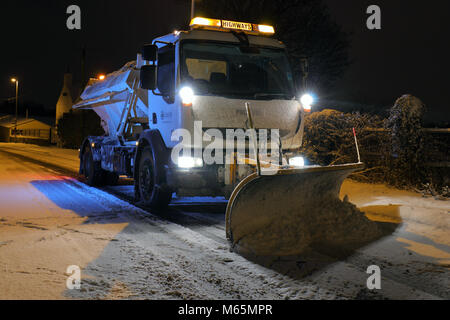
xmin=225 ymin=163 xmax=365 ymax=256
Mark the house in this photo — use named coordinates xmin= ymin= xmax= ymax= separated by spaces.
xmin=0 ymin=115 xmax=53 ymax=145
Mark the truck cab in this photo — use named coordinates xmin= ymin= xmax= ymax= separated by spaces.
xmin=75 ymin=17 xmax=311 ymax=209
xmin=146 ymin=26 xmax=303 ymax=151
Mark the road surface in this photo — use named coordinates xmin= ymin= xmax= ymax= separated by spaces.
xmin=0 ymin=143 xmax=448 ymax=299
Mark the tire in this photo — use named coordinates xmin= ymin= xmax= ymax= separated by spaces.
xmin=137 ymin=146 xmax=172 ymax=211
xmin=82 ymin=145 xmax=104 ymax=186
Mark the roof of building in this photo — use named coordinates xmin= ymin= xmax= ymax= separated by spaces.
xmin=0 ymin=115 xmax=51 ymax=129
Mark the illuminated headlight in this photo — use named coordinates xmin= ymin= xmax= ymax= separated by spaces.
xmin=289 ymin=156 xmax=305 ymax=167
xmin=177 ymin=156 xmax=203 ymax=169
xmin=300 ymin=94 xmax=314 ymax=112
xmin=180 ymin=87 xmax=194 ymax=107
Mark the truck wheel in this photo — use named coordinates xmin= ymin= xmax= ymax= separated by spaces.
xmin=83 ymin=145 xmax=104 ymax=186
xmin=138 ymin=146 xmax=172 ymax=211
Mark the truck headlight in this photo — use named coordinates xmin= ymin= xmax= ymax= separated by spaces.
xmin=300 ymin=94 xmax=314 ymax=113
xmin=289 ymin=156 xmax=305 ymax=167
xmin=177 ymin=156 xmax=203 ymax=169
xmin=180 ymin=87 xmax=194 ymax=107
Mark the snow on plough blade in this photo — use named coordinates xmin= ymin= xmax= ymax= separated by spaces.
xmin=225 ymin=163 xmax=367 ymax=256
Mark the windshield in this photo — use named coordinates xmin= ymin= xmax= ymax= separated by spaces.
xmin=180 ymin=41 xmax=295 ymax=100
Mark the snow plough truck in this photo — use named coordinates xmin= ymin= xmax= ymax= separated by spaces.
xmin=74 ymin=17 xmax=363 ymax=255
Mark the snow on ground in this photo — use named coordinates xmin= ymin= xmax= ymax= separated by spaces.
xmin=0 ymin=143 xmax=80 ymax=173
xmin=0 ymin=142 xmax=448 ymax=300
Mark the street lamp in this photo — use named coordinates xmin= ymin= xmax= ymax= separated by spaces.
xmin=190 ymin=0 xmax=195 ymax=20
xmin=10 ymin=78 xmax=18 ymax=143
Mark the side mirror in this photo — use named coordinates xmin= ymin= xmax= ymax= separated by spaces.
xmin=142 ymin=44 xmax=158 ymax=62
xmin=140 ymin=65 xmax=157 ymax=90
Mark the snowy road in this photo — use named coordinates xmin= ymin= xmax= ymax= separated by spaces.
xmin=0 ymin=143 xmax=448 ymax=300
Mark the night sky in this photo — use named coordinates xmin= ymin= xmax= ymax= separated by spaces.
xmin=324 ymin=0 xmax=450 ymax=122
xmin=1 ymin=0 xmax=449 ymax=123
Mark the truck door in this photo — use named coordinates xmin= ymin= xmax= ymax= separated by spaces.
xmin=148 ymin=44 xmax=177 ymax=146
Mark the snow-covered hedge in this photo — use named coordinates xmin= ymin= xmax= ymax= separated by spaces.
xmin=300 ymin=96 xmax=448 ymax=196
xmin=300 ymin=108 xmax=386 ymax=173
xmin=384 ymin=95 xmax=427 ymax=187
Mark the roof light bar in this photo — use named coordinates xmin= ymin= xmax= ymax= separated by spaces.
xmin=258 ymin=24 xmax=275 ymax=34
xmin=190 ymin=17 xmax=222 ymax=28
xmin=189 ymin=17 xmax=275 ymax=35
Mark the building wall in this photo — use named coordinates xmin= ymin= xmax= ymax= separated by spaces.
xmin=17 ymin=120 xmax=51 ymax=130
xmin=0 ymin=119 xmax=52 ymax=144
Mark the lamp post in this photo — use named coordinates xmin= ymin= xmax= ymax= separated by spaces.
xmin=190 ymin=0 xmax=195 ymax=20
xmin=11 ymin=78 xmax=18 ymax=143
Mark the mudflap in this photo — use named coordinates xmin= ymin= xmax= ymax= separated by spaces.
xmin=225 ymin=163 xmax=366 ymax=256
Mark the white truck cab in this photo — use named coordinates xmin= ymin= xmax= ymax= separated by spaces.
xmin=148 ymin=27 xmax=304 ymax=151
xmin=75 ymin=17 xmax=311 ymax=209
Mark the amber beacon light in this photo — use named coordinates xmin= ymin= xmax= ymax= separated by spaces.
xmin=189 ymin=17 xmax=275 ymax=35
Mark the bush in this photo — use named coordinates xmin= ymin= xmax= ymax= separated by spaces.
xmin=300 ymin=97 xmax=448 ymax=196
xmin=57 ymin=110 xmax=105 ymax=149
xmin=300 ymin=109 xmax=385 ymax=180
xmin=385 ymin=95 xmax=427 ymax=187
